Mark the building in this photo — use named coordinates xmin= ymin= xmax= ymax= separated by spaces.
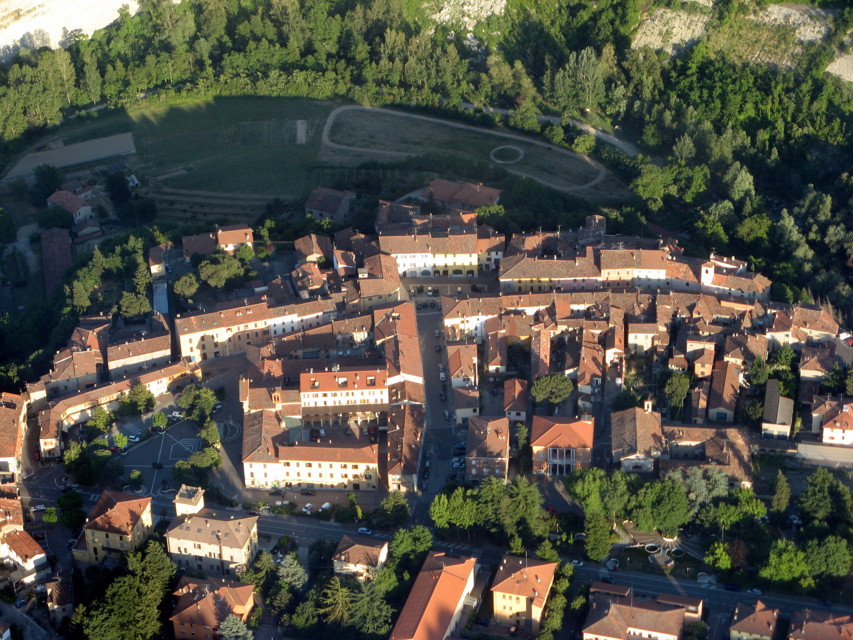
xmin=148 ymin=243 xmax=168 ymax=278
xmin=658 ymin=425 xmax=754 ymax=488
xmin=530 ymin=416 xmax=594 ymax=475
xmin=452 ymin=387 xmax=480 ymax=423
xmin=708 ymin=360 xmax=741 ymax=423
xmin=295 ymin=233 xmax=334 ymax=265
xmin=47 ymin=190 xmax=93 ymax=221
xmin=181 ymin=231 xmax=217 ymax=262
xmin=627 ymin=323 xmax=661 ymax=355
xmin=491 ymin=555 xmax=558 ymax=634
xmin=170 ymin=576 xmax=256 ymax=640
xmin=45 ymin=580 xmax=74 ymax=628
xmin=421 ymin=179 xmax=501 ymax=210
xmin=356 ymin=253 xmax=402 ymax=310
xmin=788 ymin=609 xmax=853 ymax=640
xmin=299 ymin=366 xmax=389 ymax=411
xmin=447 ymin=343 xmax=478 ymax=388
xmin=0 ymin=393 xmax=26 ymax=483
xmin=729 ymin=600 xmax=779 ymax=640
xmin=106 ymin=315 xmax=172 ymax=379
xmin=761 ymin=379 xmax=794 ymax=439
xmin=610 ymin=403 xmax=664 ymax=473
xmin=583 ymin=582 xmax=703 ymax=640
xmin=332 ymin=534 xmax=389 ymax=581
xmin=215 ymin=225 xmax=254 ymax=254
xmin=305 ymin=187 xmax=356 ymax=222
xmin=165 ymin=486 xmax=258 ymax=578
xmin=41 ymin=227 xmax=74 ymax=296
xmin=2 ymin=529 xmax=50 ymax=584
xmin=504 ymin=378 xmax=528 ymax=423
xmin=465 ymin=417 xmax=510 ymax=481
xmin=72 ymin=490 xmax=153 ymax=566
xmin=389 ymin=551 xmax=477 ymax=640
xmin=379 ymin=231 xmax=478 ymax=278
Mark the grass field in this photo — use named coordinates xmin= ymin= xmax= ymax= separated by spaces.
xmin=326 ymin=108 xmax=607 ymax=192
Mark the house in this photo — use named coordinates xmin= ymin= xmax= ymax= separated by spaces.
xmin=447 ymin=343 xmax=478 ymax=388
xmin=491 ymin=555 xmax=558 ymax=634
xmin=106 ymin=314 xmax=172 ymax=379
xmin=291 ymin=262 xmax=328 ymax=298
xmin=215 ymin=225 xmax=254 ymax=254
xmin=165 ymin=486 xmax=258 ymax=578
xmin=799 ymin=344 xmax=836 ymax=382
xmin=305 ymin=187 xmax=356 ymax=222
xmin=817 ymin=399 xmax=853 ymax=446
xmin=723 ymin=333 xmax=768 ymax=367
xmin=583 ymin=582 xmax=703 ymax=640
xmin=708 ymin=360 xmax=741 ymax=423
xmin=73 ymin=218 xmax=103 ymax=244
xmin=658 ymin=425 xmax=754 ymax=488
xmin=379 ymin=230 xmax=478 ymax=278
xmin=389 ymin=551 xmax=477 ymax=640
xmin=452 ymin=387 xmax=480 ymax=423
xmin=788 ymin=609 xmax=853 ymax=640
xmin=41 ymin=227 xmax=73 ymax=296
xmin=0 ymin=393 xmax=26 ymax=483
xmin=686 ymin=380 xmax=710 ymax=425
xmin=332 ymin=534 xmax=389 ymax=581
xmin=627 ymin=323 xmax=661 ymax=355
xmin=530 ymin=416 xmax=594 ymax=475
xmin=504 ymin=378 xmax=528 ymax=423
xmin=47 ymin=190 xmax=93 ymax=221
xmin=465 ymin=417 xmax=510 ymax=481
xmin=485 ymin=331 xmax=508 ymax=374
xmin=693 ymin=347 xmax=715 ymax=379
xmin=761 ymin=379 xmax=794 ymax=439
xmin=45 ymin=580 xmax=74 ymax=628
xmin=729 ymin=600 xmax=779 ymax=640
xmin=294 ymin=233 xmax=334 ymax=265
xmin=356 ymin=253 xmax=402 ymax=310
xmin=387 ymin=404 xmax=425 ymax=494
xmin=72 ymin=490 xmax=153 ymax=566
xmin=170 ymin=576 xmax=256 ymax=640
xmin=577 ymin=338 xmax=605 ymax=413
xmin=41 ymin=346 xmax=104 ymax=398
xmin=610 ymin=403 xmax=664 ymax=473
xmin=148 ymin=243 xmax=168 ymax=278
xmin=421 ymin=178 xmax=501 ymax=210
xmin=3 ymin=529 xmax=50 ymax=583
xmin=181 ymin=231 xmax=217 ymax=262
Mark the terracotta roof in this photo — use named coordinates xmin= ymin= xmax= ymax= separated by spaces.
xmin=611 ymin=407 xmax=664 ymax=461
xmin=300 ymin=366 xmax=386 ymax=394
xmin=294 ymin=233 xmax=333 ymax=263
xmin=531 ymin=417 xmax=594 ymax=450
xmin=730 ymin=600 xmax=779 ymax=638
xmin=84 ymin=490 xmax=151 ymax=535
xmin=492 ymin=555 xmax=558 ymax=610
xmin=305 ymin=187 xmax=355 ymax=215
xmin=107 ymin=333 xmax=171 ymax=364
xmin=216 ymin=225 xmax=253 ymax=247
xmin=387 ymin=403 xmax=424 ymax=478
xmin=452 ymin=386 xmax=480 ymax=409
xmin=584 ymin=594 xmax=687 ymax=639
xmin=709 ymin=360 xmax=741 ymax=415
xmin=166 ymin=509 xmax=257 ymax=549
xmin=504 ymin=378 xmax=528 ymax=413
xmin=3 ymin=529 xmax=45 ymax=562
xmin=359 ymin=253 xmax=401 ymax=298
xmin=378 ymin=230 xmax=477 ymax=257
xmin=291 ymin=262 xmax=327 ymax=292
xmin=390 ymin=551 xmax=477 ymax=640
xmin=0 ymin=392 xmax=24 ymax=460
xmin=181 ymin=232 xmax=217 ymax=259
xmin=170 ymin=576 xmax=255 ymax=629
xmin=0 ymin=496 xmax=23 ymax=528
xmin=723 ymin=333 xmax=768 ymax=363
xmin=447 ymin=343 xmax=477 ymax=381
xmin=789 ymin=609 xmax=853 ymax=640
xmin=47 ymin=190 xmax=86 ymax=214
xmin=600 ymin=249 xmax=668 ymax=272
xmin=467 ymin=417 xmax=510 ymax=460
xmin=423 ymin=178 xmax=501 ymax=209
xmin=241 ymin=410 xmax=282 ymax=463
xmin=659 ymin=425 xmax=753 ymax=485
xmin=499 ymin=254 xmax=600 ymax=281
xmin=333 ymin=534 xmax=388 ymax=569
xmin=148 ymin=243 xmax=167 ymax=267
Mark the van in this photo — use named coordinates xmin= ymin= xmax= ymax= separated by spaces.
xmin=320 ymin=502 xmax=332 ymax=511
xmin=439 ymin=372 xmax=446 ymax=381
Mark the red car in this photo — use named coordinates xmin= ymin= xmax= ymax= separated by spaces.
xmin=108 ymin=446 xmax=120 ymax=454
xmin=33 ymin=451 xmax=40 ymax=461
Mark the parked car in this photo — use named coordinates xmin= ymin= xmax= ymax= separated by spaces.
xmin=300 ymin=489 xmax=316 ymax=496
xmin=571 ymin=560 xmax=584 ymax=567
xmin=319 ymin=502 xmax=332 ymax=511
xmin=151 ymin=426 xmax=165 ymax=433
xmin=302 ymin=504 xmax=313 ymax=513
xmin=439 ymin=392 xmax=447 ymax=402
xmin=128 ymin=434 xmax=140 ymax=443
xmin=108 ymin=446 xmax=121 ymax=454
xmin=434 ymin=344 xmax=441 ymax=352
xmin=31 ymin=504 xmax=46 ymax=512
xmin=213 ymin=402 xmax=223 ymax=413
xmin=168 ymin=411 xmax=183 ymax=421
xmin=357 ymin=527 xmax=372 ymax=535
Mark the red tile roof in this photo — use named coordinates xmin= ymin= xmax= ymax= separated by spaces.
xmin=492 ymin=555 xmax=558 ymax=610
xmin=84 ymin=490 xmax=151 ymax=535
xmin=47 ymin=190 xmax=86 ymax=214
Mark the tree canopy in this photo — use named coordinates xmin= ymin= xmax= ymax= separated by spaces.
xmin=531 ymin=374 xmax=574 ymax=406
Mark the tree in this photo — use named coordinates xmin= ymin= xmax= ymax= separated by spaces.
xmin=219 ymin=615 xmax=253 ymax=640
xmin=531 ymin=374 xmax=574 ymax=406
xmin=119 ymin=384 xmax=155 ymax=416
xmin=129 ymin=469 xmax=143 ymax=490
xmin=704 ymin=541 xmax=731 ymax=571
xmin=32 ymin=164 xmax=63 ymax=205
xmin=152 ymin=412 xmax=168 ymax=430
xmin=133 ymin=260 xmax=152 ymax=295
xmin=117 ymin=291 xmax=152 ymax=318
xmin=114 ymin=433 xmax=128 ymax=449
xmin=199 ymin=419 xmax=221 ymax=447
xmin=612 ymin=389 xmax=642 ymax=411
xmin=535 ymin=539 xmax=559 ymax=562
xmin=278 ymin=553 xmax=308 ymax=591
xmin=377 ymin=491 xmax=410 ymax=526
xmin=236 ymin=244 xmax=255 ymax=262
xmin=42 ymin=507 xmax=58 ymax=524
xmin=771 ymin=470 xmax=790 ymax=514
xmin=89 ymin=407 xmax=115 ymax=432
xmin=553 ymin=47 xmax=604 ymax=114
xmin=800 ymin=467 xmax=835 ymax=522
xmin=632 ymin=480 xmax=690 ymax=537
xmin=664 ymin=372 xmax=690 ymax=414
xmin=750 ymin=357 xmax=770 ymax=385
xmin=722 ymin=161 xmax=755 ymax=204
xmin=82 ymin=47 xmax=102 ymax=104
xmin=759 ymin=539 xmax=809 ymax=584
xmin=684 ymin=622 xmax=709 ymax=640
xmin=806 ymin=536 xmax=850 ymax=578
xmin=319 ymin=577 xmax=352 ymax=625
xmin=106 ymin=172 xmax=131 ymax=205
xmin=198 ymin=254 xmax=243 ymax=289
xmin=349 ymin=582 xmax=394 ymax=635
xmin=584 ymin=511 xmax=612 ymax=562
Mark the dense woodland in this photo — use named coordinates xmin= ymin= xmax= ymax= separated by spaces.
xmin=0 ymin=0 xmax=851 ymax=384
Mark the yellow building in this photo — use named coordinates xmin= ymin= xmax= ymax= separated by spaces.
xmin=73 ymin=490 xmax=153 ymax=566
xmin=729 ymin=601 xmax=779 ymax=640
xmin=491 ymin=555 xmax=558 ymax=634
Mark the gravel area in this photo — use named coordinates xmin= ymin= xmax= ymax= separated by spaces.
xmin=632 ymin=7 xmax=712 ymax=55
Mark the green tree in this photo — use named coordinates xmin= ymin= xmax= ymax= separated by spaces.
xmin=278 ymin=553 xmax=308 ymax=591
xmin=133 ymin=260 xmax=152 ymax=295
xmin=152 ymin=412 xmax=168 ymax=430
xmin=584 ymin=511 xmax=612 ymax=562
xmin=42 ymin=507 xmax=58 ymax=524
xmin=199 ymin=419 xmax=221 ymax=447
xmin=89 ymin=407 xmax=115 ymax=432
xmin=219 ymin=614 xmax=253 ymax=640
xmin=236 ymin=244 xmax=255 ymax=262
xmin=117 ymin=291 xmax=152 ymax=318
xmin=319 ymin=577 xmax=352 ymax=625
xmin=664 ymin=372 xmax=691 ymax=414
xmin=612 ymin=389 xmax=642 ymax=411
xmin=684 ymin=621 xmax=709 ymax=640
xmin=31 ymin=164 xmax=63 ymax=205
xmin=349 ymin=582 xmax=394 ymax=635
xmin=114 ymin=432 xmax=128 ymax=449
xmin=119 ymin=384 xmax=155 ymax=416
xmin=377 ymin=491 xmax=410 ymax=527
xmin=806 ymin=536 xmax=850 ymax=578
xmin=771 ymin=470 xmax=791 ymax=514
xmin=531 ymin=374 xmax=574 ymax=406
xmin=759 ymin=539 xmax=809 ymax=584
xmin=800 ymin=467 xmax=835 ymax=522
xmin=750 ymin=357 xmax=770 ymax=385
xmin=632 ymin=480 xmax=690 ymax=537
xmin=198 ymin=254 xmax=243 ymax=289
xmin=174 ymin=273 xmax=199 ymax=300
xmin=704 ymin=541 xmax=731 ymax=571
xmin=129 ymin=469 xmax=143 ymax=490
xmin=535 ymin=539 xmax=559 ymax=562
xmin=571 ymin=133 xmax=596 ymax=155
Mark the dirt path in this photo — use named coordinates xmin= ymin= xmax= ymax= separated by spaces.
xmin=155 ymin=187 xmax=290 ymax=200
xmin=321 ymin=105 xmax=612 ymax=194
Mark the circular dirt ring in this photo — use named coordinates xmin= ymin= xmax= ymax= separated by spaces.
xmin=490 ymin=145 xmax=524 ymax=164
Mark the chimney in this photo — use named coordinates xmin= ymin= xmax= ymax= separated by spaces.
xmin=644 ymin=398 xmax=653 ymax=413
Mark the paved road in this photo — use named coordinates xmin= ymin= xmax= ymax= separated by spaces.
xmin=322 ymin=105 xmax=610 ymax=194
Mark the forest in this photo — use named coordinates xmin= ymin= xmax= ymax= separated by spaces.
xmin=0 ymin=0 xmax=851 ymax=390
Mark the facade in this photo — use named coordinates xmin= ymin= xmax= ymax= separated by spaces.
xmin=45 ymin=580 xmax=74 ymax=628
xmin=170 ymin=576 xmax=255 ymax=640
xmin=165 ymin=487 xmax=258 ymax=578
xmin=729 ymin=600 xmax=779 ymax=640
xmin=0 ymin=393 xmax=26 ymax=482
xmin=491 ymin=555 xmax=558 ymax=634
xmin=106 ymin=320 xmax=172 ymax=379
xmin=610 ymin=404 xmax=664 ymax=473
xmin=73 ymin=490 xmax=153 ymax=566
xmin=447 ymin=343 xmax=478 ymax=388
xmin=299 ymin=367 xmax=389 ymax=410
xmin=47 ymin=190 xmax=93 ymax=221
xmin=216 ymin=225 xmax=254 ymax=254
xmin=530 ymin=417 xmax=594 ymax=475
xmin=465 ymin=417 xmax=510 ymax=481
xmin=332 ymin=534 xmax=389 ymax=581
xmin=305 ymin=187 xmax=356 ymax=222
xmin=2 ymin=529 xmax=50 ymax=583
xmin=389 ymin=551 xmax=477 ymax=640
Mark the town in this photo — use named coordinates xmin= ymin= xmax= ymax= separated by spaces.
xmin=0 ymin=175 xmax=847 ymax=640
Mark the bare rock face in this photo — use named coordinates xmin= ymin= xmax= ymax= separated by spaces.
xmin=431 ymin=0 xmax=506 ymax=30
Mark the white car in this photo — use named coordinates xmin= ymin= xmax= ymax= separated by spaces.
xmin=302 ymin=504 xmax=313 ymax=513
xmin=571 ymin=560 xmax=584 ymax=567
xmin=320 ymin=502 xmax=332 ymax=511
xmin=31 ymin=504 xmax=46 ymax=512
xmin=128 ymin=434 xmax=140 ymax=443
xmin=169 ymin=411 xmax=183 ymax=421
xmin=357 ymin=527 xmax=372 ymax=535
